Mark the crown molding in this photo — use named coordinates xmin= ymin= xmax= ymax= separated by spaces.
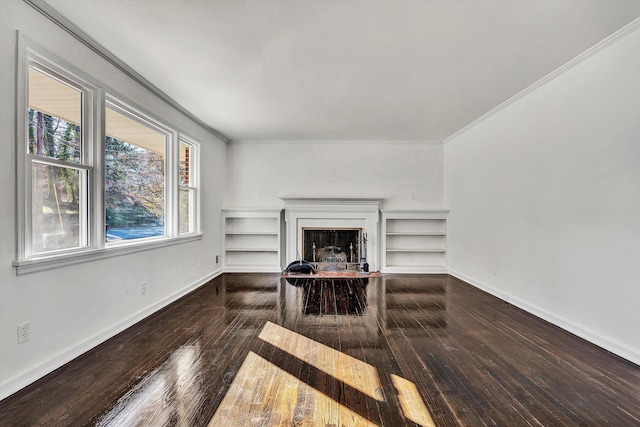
xmin=230 ymin=139 xmax=443 ymax=145
xmin=23 ymin=0 xmax=230 ymax=144
xmin=444 ymin=17 xmax=640 ymax=145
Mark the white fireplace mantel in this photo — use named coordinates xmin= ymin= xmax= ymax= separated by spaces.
xmin=281 ymin=197 xmax=384 ymax=270
xmin=281 ymin=197 xmax=385 ymax=208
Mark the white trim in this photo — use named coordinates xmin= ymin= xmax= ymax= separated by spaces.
xmin=13 ymin=233 xmax=203 ymax=275
xmin=104 ymin=95 xmax=174 ymax=241
xmin=448 ymin=270 xmax=640 ymax=366
xmin=178 ymin=135 xmax=201 ymax=236
xmin=94 ymin=88 xmax=106 ymax=246
xmin=447 ymin=269 xmax=510 ymax=301
xmin=167 ymin=128 xmax=179 ymax=238
xmin=508 ymin=295 xmax=640 ymax=366
xmin=0 ymin=269 xmax=222 ymax=401
xmin=16 ymin=31 xmax=28 ymax=264
xmin=105 ymin=95 xmax=175 ymax=142
xmin=444 ymin=17 xmax=640 ymax=145
xmin=231 ymin=139 xmax=442 ymax=145
xmin=381 ymin=266 xmax=448 ymax=274
xmin=281 ymin=197 xmax=385 ymax=209
xmin=380 ymin=209 xmax=449 ymax=217
xmin=282 ymin=198 xmax=382 ymax=270
xmin=18 ymin=34 xmax=100 ymax=261
xmin=222 ymin=208 xmax=284 ymax=214
xmin=224 ymin=266 xmax=282 ymax=273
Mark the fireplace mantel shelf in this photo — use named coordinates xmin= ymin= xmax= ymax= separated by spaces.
xmin=281 ymin=197 xmax=385 ymax=207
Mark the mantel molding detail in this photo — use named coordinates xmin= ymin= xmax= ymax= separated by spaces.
xmin=281 ymin=197 xmax=384 ymax=209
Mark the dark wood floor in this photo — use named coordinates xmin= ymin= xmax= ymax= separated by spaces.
xmin=1 ymin=274 xmax=639 ymax=426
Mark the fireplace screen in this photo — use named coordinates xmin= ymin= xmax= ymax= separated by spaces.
xmin=302 ymin=228 xmax=361 ymax=263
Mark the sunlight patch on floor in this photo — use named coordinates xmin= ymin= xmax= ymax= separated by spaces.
xmin=208 ymin=351 xmax=378 ymax=427
xmin=259 ymin=321 xmax=385 ymax=402
xmin=392 ymin=374 xmax=436 ymax=427
xmin=208 ymin=321 xmax=437 ymax=425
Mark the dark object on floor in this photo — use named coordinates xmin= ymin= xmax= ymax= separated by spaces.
xmin=284 ymin=260 xmax=316 ymax=274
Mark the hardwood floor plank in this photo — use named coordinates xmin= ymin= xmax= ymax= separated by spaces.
xmin=1 ymin=273 xmax=639 ymax=426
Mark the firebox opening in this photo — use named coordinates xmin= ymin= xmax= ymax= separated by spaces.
xmin=302 ymin=228 xmax=362 ymax=270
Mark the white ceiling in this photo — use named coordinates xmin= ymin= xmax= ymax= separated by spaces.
xmin=42 ymin=0 xmax=640 ymax=142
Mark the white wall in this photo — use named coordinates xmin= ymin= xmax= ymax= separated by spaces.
xmin=0 ymin=0 xmax=226 ymax=399
xmin=444 ymin=25 xmax=640 ymax=364
xmin=227 ymin=140 xmax=444 ymax=209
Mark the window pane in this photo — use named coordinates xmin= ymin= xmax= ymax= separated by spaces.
xmin=179 ymin=188 xmax=191 ymax=234
xmin=105 ymin=106 xmax=165 ymax=242
xmin=179 ymin=142 xmax=190 ymax=186
xmin=31 ymin=162 xmax=82 ymax=253
xmin=28 ymin=68 xmax=82 ymax=163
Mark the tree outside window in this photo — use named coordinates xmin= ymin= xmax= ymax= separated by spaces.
xmin=28 ymin=67 xmax=87 ymax=254
xmin=104 ymin=105 xmax=166 ymax=242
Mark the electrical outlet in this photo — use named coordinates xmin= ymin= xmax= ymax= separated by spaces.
xmin=18 ymin=321 xmax=30 ymax=344
xmin=215 ymin=255 xmax=219 ymax=264
xmin=198 ymin=258 xmax=202 ymax=268
xmin=492 ymin=265 xmax=498 ymax=276
xmin=410 ymin=192 xmax=416 ymax=200
xmin=141 ymin=281 xmax=147 ymax=295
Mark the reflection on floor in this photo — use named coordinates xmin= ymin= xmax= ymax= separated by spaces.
xmin=1 ymin=274 xmax=639 ymax=426
xmin=293 ymin=278 xmax=368 ymax=316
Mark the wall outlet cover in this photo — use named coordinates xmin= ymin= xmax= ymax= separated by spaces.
xmin=18 ymin=322 xmax=30 ymax=344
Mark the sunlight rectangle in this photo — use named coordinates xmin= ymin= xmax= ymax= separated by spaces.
xmin=391 ymin=374 xmax=435 ymax=427
xmin=209 ymin=351 xmax=378 ymax=427
xmin=258 ymin=321 xmax=385 ymax=402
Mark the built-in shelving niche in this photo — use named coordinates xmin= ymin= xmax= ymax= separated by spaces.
xmin=223 ymin=209 xmax=283 ymax=272
xmin=380 ymin=210 xmax=448 ymax=274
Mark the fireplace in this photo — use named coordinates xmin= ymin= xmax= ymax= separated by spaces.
xmin=281 ymin=197 xmax=383 ymax=272
xmin=302 ymin=228 xmax=364 ymax=271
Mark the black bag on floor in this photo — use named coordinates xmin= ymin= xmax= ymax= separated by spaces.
xmin=284 ymin=260 xmax=315 ymax=274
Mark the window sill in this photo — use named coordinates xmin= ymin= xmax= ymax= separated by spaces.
xmin=12 ymin=233 xmax=203 ymax=276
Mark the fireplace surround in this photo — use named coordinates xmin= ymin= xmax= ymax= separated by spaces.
xmin=281 ymin=197 xmax=383 ymax=272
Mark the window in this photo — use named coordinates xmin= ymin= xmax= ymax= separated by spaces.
xmin=26 ymin=66 xmax=90 ymax=255
xmin=179 ymin=138 xmax=199 ymax=235
xmin=15 ymin=40 xmax=201 ymax=273
xmin=105 ymin=103 xmax=167 ymax=242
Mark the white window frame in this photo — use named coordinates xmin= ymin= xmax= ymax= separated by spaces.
xmin=13 ymin=35 xmax=201 ymax=275
xmin=16 ymin=38 xmax=98 ymax=262
xmin=104 ymin=96 xmax=173 ymax=246
xmin=27 ymin=157 xmax=92 ymax=254
xmin=178 ymin=136 xmax=200 ymax=236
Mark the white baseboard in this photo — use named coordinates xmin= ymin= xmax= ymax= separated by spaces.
xmin=381 ymin=266 xmax=448 ymax=274
xmin=448 ymin=269 xmax=510 ymax=301
xmin=507 ymin=295 xmax=640 ymax=366
xmin=224 ymin=266 xmax=282 ymax=273
xmin=0 ymin=269 xmax=223 ymax=401
xmin=448 ymin=269 xmax=640 ymax=366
